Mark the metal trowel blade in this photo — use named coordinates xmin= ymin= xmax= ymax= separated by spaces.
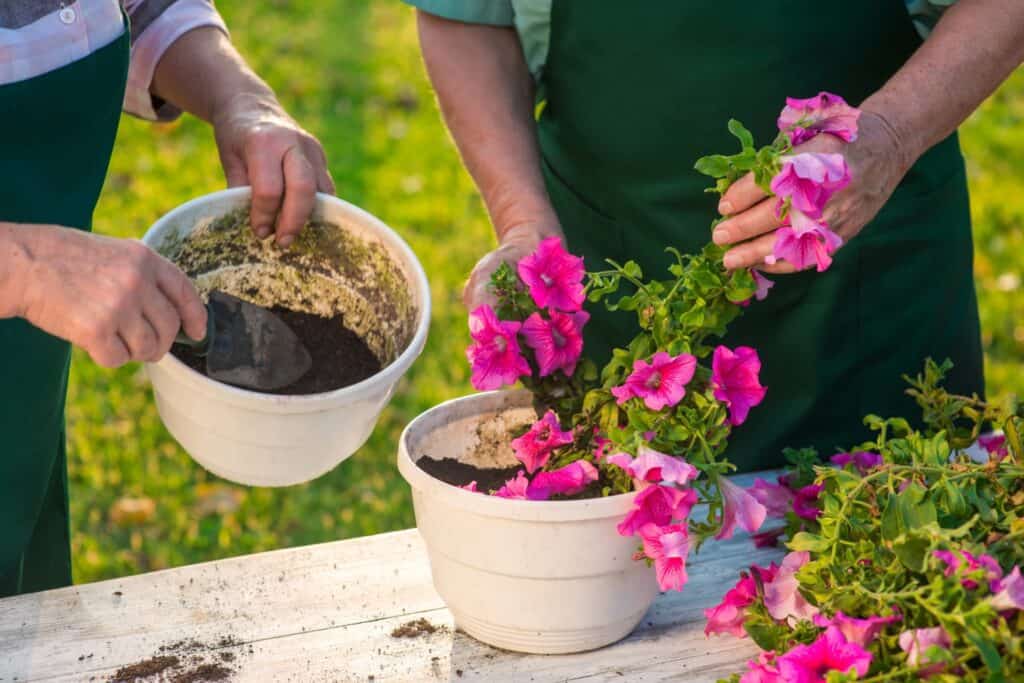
xmin=205 ymin=291 xmax=313 ymax=391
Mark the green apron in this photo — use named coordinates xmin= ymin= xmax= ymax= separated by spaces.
xmin=0 ymin=30 xmax=129 ymax=596
xmin=538 ymin=2 xmax=984 ymax=471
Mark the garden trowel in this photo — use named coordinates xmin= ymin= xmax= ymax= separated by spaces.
xmin=174 ymin=290 xmax=313 ymax=391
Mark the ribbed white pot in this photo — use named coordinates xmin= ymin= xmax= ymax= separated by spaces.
xmin=142 ymin=188 xmax=430 ymax=487
xmin=397 ymin=390 xmax=659 ymax=654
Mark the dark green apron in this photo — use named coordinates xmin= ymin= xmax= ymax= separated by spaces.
xmin=538 ymin=2 xmax=983 ymax=471
xmin=0 ymin=30 xmax=129 ymax=596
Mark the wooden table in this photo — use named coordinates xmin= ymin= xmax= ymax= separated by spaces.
xmin=0 ymin=472 xmax=783 ymax=683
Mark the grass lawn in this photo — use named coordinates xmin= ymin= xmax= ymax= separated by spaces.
xmin=68 ymin=0 xmax=1024 ymax=583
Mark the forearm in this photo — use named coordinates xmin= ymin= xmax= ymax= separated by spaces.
xmin=0 ymin=223 xmax=35 ymax=318
xmin=863 ymin=0 xmax=1024 ymax=168
xmin=150 ymin=26 xmax=280 ymax=126
xmin=416 ymin=11 xmax=558 ymax=240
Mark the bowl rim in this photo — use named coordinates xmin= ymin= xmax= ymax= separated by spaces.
xmin=142 ymin=186 xmax=431 ymax=412
xmin=397 ymin=390 xmax=639 ymax=523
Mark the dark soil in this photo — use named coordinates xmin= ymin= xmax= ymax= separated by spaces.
xmin=172 ymin=306 xmax=381 ymax=395
xmin=111 ymin=656 xmax=180 ymax=681
xmin=169 ymin=663 xmax=233 ymax=682
xmin=416 ymin=457 xmax=522 ymax=494
xmin=390 ymin=618 xmax=441 ymax=638
xmin=112 ymin=638 xmax=240 ymax=682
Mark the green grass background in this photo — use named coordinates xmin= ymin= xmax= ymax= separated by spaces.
xmin=69 ymin=0 xmax=1024 ymax=582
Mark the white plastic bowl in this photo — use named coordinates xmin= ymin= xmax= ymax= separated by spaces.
xmin=143 ymin=188 xmax=430 ymax=486
xmin=397 ymin=390 xmax=659 ymax=654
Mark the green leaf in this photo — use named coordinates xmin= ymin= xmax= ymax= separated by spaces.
xmin=967 ymin=633 xmax=1003 ymax=677
xmin=694 ymin=154 xmax=732 ymax=178
xmin=727 ymin=119 xmax=754 ymax=150
xmin=789 ymin=531 xmax=828 ymax=553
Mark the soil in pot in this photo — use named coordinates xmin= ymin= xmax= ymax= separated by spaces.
xmin=171 ymin=306 xmax=381 ymax=395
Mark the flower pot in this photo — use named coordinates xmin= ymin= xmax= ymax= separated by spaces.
xmin=143 ymin=187 xmax=430 ymax=487
xmin=397 ymin=390 xmax=659 ymax=654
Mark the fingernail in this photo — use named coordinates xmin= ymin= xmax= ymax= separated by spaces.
xmin=278 ymin=235 xmax=294 ymax=249
xmin=255 ymin=226 xmax=271 ymax=239
xmin=712 ymin=228 xmax=729 ymax=245
xmin=719 ymin=200 xmax=734 ymax=215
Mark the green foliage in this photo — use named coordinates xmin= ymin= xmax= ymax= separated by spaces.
xmin=694 ymin=119 xmax=788 ymax=195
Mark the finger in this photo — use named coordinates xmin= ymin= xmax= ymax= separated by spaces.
xmin=221 ymin=153 xmax=249 ymax=188
xmin=275 ymin=145 xmax=318 ymax=248
xmin=142 ymin=286 xmax=182 ymax=359
xmin=89 ymin=334 xmax=132 ymax=369
xmin=119 ymin=310 xmax=161 ymax=362
xmin=760 ymin=259 xmax=798 ymax=275
xmin=713 ymin=198 xmax=784 ymax=246
xmin=246 ymin=139 xmax=286 ymax=240
xmin=722 ymin=233 xmax=779 ymax=271
xmin=462 ymin=262 xmax=499 ymax=310
xmin=155 ymin=261 xmax=207 ymax=341
xmin=303 ymin=138 xmax=335 ymax=194
xmin=719 ymin=173 xmax=767 ymax=216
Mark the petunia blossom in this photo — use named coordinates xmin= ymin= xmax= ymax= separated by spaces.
xmin=639 ymin=523 xmax=691 ymax=591
xmin=933 ymin=549 xmax=1003 ymax=591
xmin=767 ymin=209 xmax=843 ymax=273
xmin=740 ymin=270 xmax=775 ymax=308
xmin=617 ymin=484 xmax=698 ymax=536
xmin=830 ymin=450 xmax=884 ymax=475
xmin=466 ymin=304 xmax=531 ymax=390
xmin=764 ymin=551 xmax=819 ymax=623
xmin=749 ymin=478 xmax=794 ymax=518
xmin=716 ymin=477 xmax=767 ymax=540
xmin=510 ymin=410 xmax=574 ymax=474
xmin=778 ymin=626 xmax=872 ymax=682
xmin=521 ymin=309 xmax=589 ymax=377
xmin=606 ymin=446 xmax=698 ymax=487
xmin=978 ymin=433 xmax=1009 ymax=462
xmin=898 ymin=626 xmax=952 ymax=676
xmin=812 ymin=610 xmax=901 ymax=648
xmin=770 ymin=152 xmax=851 ymax=219
xmin=752 ymin=527 xmax=787 ymax=548
xmin=517 ymin=236 xmax=585 ymax=311
xmin=704 ymin=563 xmax=778 ymax=638
xmin=460 ymin=481 xmax=479 ymax=493
xmin=711 ymin=346 xmax=767 ymax=426
xmin=990 ymin=566 xmax=1024 ymax=611
xmin=493 ymin=471 xmax=530 ymax=499
xmin=793 ymin=483 xmax=823 ymax=521
xmin=740 ymin=651 xmax=783 ymax=683
xmin=611 ymin=351 xmax=697 ymax=411
xmin=527 ymin=460 xmax=598 ymax=500
xmin=777 ymin=92 xmax=861 ymax=146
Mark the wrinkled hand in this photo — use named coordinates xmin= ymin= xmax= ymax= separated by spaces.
xmin=712 ymin=111 xmax=912 ymax=273
xmin=14 ymin=227 xmax=207 ymax=367
xmin=462 ymin=223 xmax=563 ymax=310
xmin=212 ymin=93 xmax=334 ymax=247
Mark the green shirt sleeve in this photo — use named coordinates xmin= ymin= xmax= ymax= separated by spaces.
xmin=402 ymin=0 xmax=514 ymax=26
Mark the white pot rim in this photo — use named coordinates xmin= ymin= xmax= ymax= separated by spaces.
xmin=143 ymin=187 xmax=431 ymax=414
xmin=398 ymin=391 xmax=638 ymax=523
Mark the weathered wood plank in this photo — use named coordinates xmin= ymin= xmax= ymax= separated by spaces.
xmin=0 ymin=472 xmax=783 ymax=682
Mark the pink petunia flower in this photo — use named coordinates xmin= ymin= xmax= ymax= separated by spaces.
xmin=740 ymin=270 xmax=775 ymax=308
xmin=990 ymin=566 xmax=1024 ymax=611
xmin=978 ymin=433 xmax=1009 ymax=461
xmin=593 ymin=432 xmax=613 ymax=461
xmin=521 ymin=309 xmax=589 ymax=378
xmin=767 ymin=209 xmax=843 ymax=273
xmin=510 ymin=411 xmax=574 ymax=474
xmin=933 ymin=549 xmax=1004 ymax=591
xmin=611 ymin=351 xmax=697 ymax=411
xmin=460 ymin=481 xmax=479 ymax=493
xmin=704 ymin=563 xmax=778 ymax=638
xmin=749 ymin=478 xmax=795 ymax=518
xmin=770 ymin=153 xmax=851 ymax=219
xmin=716 ymin=477 xmax=768 ymax=540
xmin=467 ymin=305 xmax=532 ymax=390
xmin=777 ymin=92 xmax=861 ymax=146
xmin=812 ymin=610 xmax=901 ymax=649
xmin=517 ymin=236 xmax=585 ymax=311
xmin=764 ymin=551 xmax=819 ymax=623
xmin=711 ymin=346 xmax=767 ymax=426
xmin=494 ymin=471 xmax=530 ymax=499
xmin=740 ymin=651 xmax=783 ymax=683
xmin=831 ymin=451 xmax=884 ymax=475
xmin=639 ymin=523 xmax=691 ymax=591
xmin=752 ymin=527 xmax=787 ymax=548
xmin=898 ymin=626 xmax=952 ymax=676
xmin=606 ymin=446 xmax=699 ymax=487
xmin=527 ymin=460 xmax=599 ymax=500
xmin=793 ymin=483 xmax=824 ymax=521
xmin=778 ymin=626 xmax=872 ymax=682
xmin=617 ymin=484 xmax=698 ymax=536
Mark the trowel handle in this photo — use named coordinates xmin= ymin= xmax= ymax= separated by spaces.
xmin=173 ymin=302 xmax=216 ymax=355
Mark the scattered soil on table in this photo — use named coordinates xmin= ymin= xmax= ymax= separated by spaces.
xmin=112 ymin=637 xmax=243 ymax=682
xmin=169 ymin=663 xmax=233 ymax=682
xmin=390 ymin=618 xmax=442 ymax=638
xmin=172 ymin=306 xmax=381 ymax=395
xmin=416 ymin=457 xmax=522 ymax=494
xmin=111 ymin=655 xmax=180 ymax=681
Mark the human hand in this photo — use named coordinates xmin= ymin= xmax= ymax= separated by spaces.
xmin=9 ymin=226 xmax=207 ymax=367
xmin=463 ymin=223 xmax=564 ymax=310
xmin=711 ymin=110 xmax=912 ymax=273
xmin=211 ymin=93 xmax=334 ymax=248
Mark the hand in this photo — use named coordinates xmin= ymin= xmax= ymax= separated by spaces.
xmin=9 ymin=226 xmax=207 ymax=367
xmin=462 ymin=223 xmax=563 ymax=310
xmin=711 ymin=110 xmax=912 ymax=273
xmin=211 ymin=93 xmax=334 ymax=248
